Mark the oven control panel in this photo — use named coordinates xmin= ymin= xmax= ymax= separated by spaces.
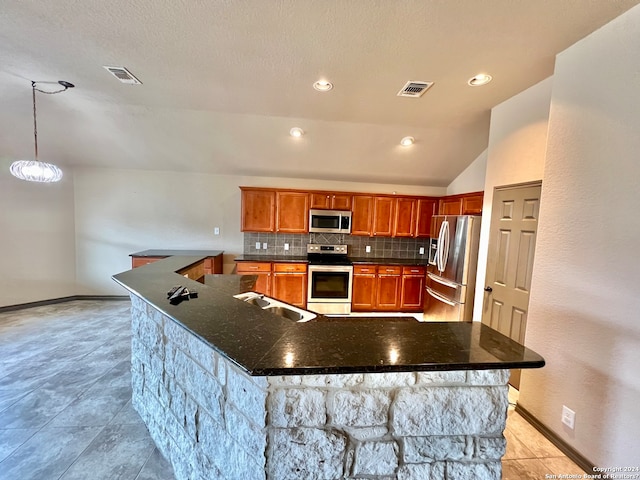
xmin=307 ymin=244 xmax=348 ymax=254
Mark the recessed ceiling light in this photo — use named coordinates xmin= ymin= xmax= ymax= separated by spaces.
xmin=400 ymin=136 xmax=415 ymax=146
xmin=313 ymin=80 xmax=333 ymax=92
xmin=468 ymin=73 xmax=492 ymax=86
xmin=290 ymin=127 xmax=304 ymax=137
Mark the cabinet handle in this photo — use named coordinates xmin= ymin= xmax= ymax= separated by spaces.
xmin=411 ymin=269 xmax=419 ymax=273
xmin=386 ymin=269 xmax=394 ymax=272
xmin=249 ymin=266 xmax=258 ymax=270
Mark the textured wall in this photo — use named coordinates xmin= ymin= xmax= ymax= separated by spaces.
xmin=520 ymin=4 xmax=640 ymax=466
xmin=471 ymin=77 xmax=553 ymax=322
xmin=130 ymin=294 xmax=510 ymax=479
xmin=0 ymin=170 xmax=77 ymax=307
xmin=73 ymin=168 xmax=444 ymax=296
xmin=446 ymin=148 xmax=488 ymax=196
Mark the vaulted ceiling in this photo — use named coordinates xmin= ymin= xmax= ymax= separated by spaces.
xmin=1 ymin=0 xmax=638 ymax=186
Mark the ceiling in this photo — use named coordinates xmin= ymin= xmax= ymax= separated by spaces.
xmin=1 ymin=0 xmax=639 ymax=187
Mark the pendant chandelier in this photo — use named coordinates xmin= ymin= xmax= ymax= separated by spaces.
xmin=10 ymin=80 xmax=74 ymax=183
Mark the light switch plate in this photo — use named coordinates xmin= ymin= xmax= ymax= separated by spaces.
xmin=255 ymin=242 xmax=261 ymax=250
xmin=262 ymin=243 xmax=268 ymax=250
xmin=419 ymin=247 xmax=425 ymax=255
xmin=214 ymin=227 xmax=220 ymax=235
xmin=366 ymin=246 xmax=371 ymax=253
xmin=284 ymin=243 xmax=289 ymax=251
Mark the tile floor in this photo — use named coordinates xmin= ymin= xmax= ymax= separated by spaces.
xmin=0 ymin=299 xmax=585 ymax=479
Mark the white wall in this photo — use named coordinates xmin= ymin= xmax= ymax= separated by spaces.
xmin=73 ymin=167 xmax=446 ymax=295
xmin=472 ymin=77 xmax=553 ymax=322
xmin=520 ymin=5 xmax=640 ymax=466
xmin=0 ymin=168 xmax=77 ymax=307
xmin=446 ymin=149 xmax=487 ymax=196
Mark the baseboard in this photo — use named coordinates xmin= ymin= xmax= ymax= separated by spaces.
xmin=515 ymin=404 xmax=595 ymax=473
xmin=0 ymin=295 xmax=129 ymax=313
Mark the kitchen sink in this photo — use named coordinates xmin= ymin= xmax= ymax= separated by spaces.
xmin=233 ymin=292 xmax=316 ymax=322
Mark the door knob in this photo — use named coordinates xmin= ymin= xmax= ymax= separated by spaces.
xmin=484 ymin=286 xmax=493 ymax=292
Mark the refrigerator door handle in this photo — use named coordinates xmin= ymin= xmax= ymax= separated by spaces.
xmin=441 ymin=220 xmax=450 ymax=271
xmin=426 ymin=287 xmax=457 ymax=307
xmin=437 ymin=220 xmax=447 ymax=272
xmin=427 ymin=272 xmax=458 ymax=289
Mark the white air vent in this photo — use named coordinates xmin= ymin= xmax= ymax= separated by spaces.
xmin=102 ymin=66 xmax=142 ymax=85
xmin=397 ymin=81 xmax=433 ymax=97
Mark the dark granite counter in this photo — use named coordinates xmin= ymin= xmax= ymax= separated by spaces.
xmin=349 ymin=256 xmax=429 ymax=266
xmin=130 ymin=249 xmax=224 ymax=257
xmin=233 ymin=254 xmax=308 ymax=263
xmin=113 ymin=255 xmax=544 ymax=376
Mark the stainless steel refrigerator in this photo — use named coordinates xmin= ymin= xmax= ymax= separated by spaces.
xmin=424 ymin=215 xmax=481 ymax=321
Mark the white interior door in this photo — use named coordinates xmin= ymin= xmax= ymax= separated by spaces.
xmin=482 ymin=182 xmax=542 ymax=389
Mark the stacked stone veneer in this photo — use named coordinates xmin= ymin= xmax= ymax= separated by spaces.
xmin=130 ymin=295 xmax=509 ymax=480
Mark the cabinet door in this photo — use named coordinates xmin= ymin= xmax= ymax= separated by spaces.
xmin=376 ymin=267 xmax=401 ymax=311
xmin=461 ymin=193 xmax=483 ymax=215
xmin=236 ymin=262 xmax=272 ymax=295
xmin=393 ymin=198 xmax=416 ymax=237
xmin=241 ymin=189 xmax=276 ymax=232
xmin=372 ymin=197 xmax=395 ymax=237
xmin=272 ymin=272 xmax=307 ymax=307
xmin=352 ymin=273 xmax=377 ymax=311
xmin=438 ymin=197 xmax=462 ymax=215
xmin=415 ymin=198 xmax=437 ymax=238
xmin=331 ymin=194 xmax=352 ymax=210
xmin=309 ymin=193 xmax=331 ymax=209
xmin=401 ymin=268 xmax=426 ymax=311
xmin=276 ymin=191 xmax=309 ymax=233
xmin=351 ymin=195 xmax=374 ymax=236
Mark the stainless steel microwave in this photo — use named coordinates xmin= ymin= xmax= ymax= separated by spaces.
xmin=309 ymin=209 xmax=352 ymax=234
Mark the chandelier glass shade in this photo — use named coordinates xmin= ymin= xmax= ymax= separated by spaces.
xmin=9 ymin=80 xmax=73 ymax=183
xmin=10 ymin=160 xmax=63 ymax=182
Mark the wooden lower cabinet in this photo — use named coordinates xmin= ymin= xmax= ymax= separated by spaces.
xmin=351 ymin=267 xmax=377 ymax=311
xmin=400 ymin=266 xmax=426 ymax=311
xmin=236 ymin=262 xmax=307 ymax=307
xmin=236 ymin=262 xmax=272 ymax=296
xmin=376 ymin=266 xmax=402 ymax=311
xmin=272 ymin=263 xmax=307 ymax=308
xmin=177 ymin=261 xmax=205 ymax=282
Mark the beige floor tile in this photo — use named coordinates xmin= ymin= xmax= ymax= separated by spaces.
xmin=502 ymin=458 xmax=548 ymax=480
xmin=506 ymin=410 xmax=565 ymax=458
xmin=503 ymin=427 xmax=536 ymax=460
xmin=543 ymin=455 xmax=586 ymax=475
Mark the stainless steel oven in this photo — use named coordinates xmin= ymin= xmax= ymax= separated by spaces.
xmin=306 ymin=244 xmax=353 ymax=315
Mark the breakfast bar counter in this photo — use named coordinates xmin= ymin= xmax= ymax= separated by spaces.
xmin=113 ymin=255 xmax=544 ymax=480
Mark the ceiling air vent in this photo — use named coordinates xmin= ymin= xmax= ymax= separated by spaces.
xmin=102 ymin=66 xmax=142 ymax=85
xmin=397 ymin=81 xmax=433 ymax=98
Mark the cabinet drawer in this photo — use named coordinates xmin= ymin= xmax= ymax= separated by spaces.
xmin=402 ymin=266 xmax=426 ymax=275
xmin=131 ymin=256 xmax=164 ymax=268
xmin=354 ymin=265 xmax=376 ymax=274
xmin=378 ymin=265 xmax=402 ymax=275
xmin=236 ymin=262 xmax=272 ymax=273
xmin=273 ymin=263 xmax=307 ymax=273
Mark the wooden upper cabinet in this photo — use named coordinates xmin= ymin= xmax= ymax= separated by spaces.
xmin=309 ymin=192 xmax=352 ymax=210
xmin=438 ymin=191 xmax=484 ymax=216
xmin=372 ymin=197 xmax=395 ymax=237
xmin=438 ymin=197 xmax=463 ymax=215
xmin=351 ymin=195 xmax=374 ymax=236
xmin=461 ymin=193 xmax=484 ymax=215
xmin=241 ymin=188 xmax=276 ymax=232
xmin=415 ymin=198 xmax=437 ymax=237
xmin=276 ymin=191 xmax=309 ymax=233
xmin=393 ymin=198 xmax=416 ymax=237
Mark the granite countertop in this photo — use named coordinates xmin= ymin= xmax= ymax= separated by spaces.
xmin=113 ymin=255 xmax=545 ymax=376
xmin=234 ymin=255 xmax=429 ymax=266
xmin=131 ymin=249 xmax=224 ymax=257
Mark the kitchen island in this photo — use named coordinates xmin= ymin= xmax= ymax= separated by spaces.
xmin=113 ymin=255 xmax=544 ymax=480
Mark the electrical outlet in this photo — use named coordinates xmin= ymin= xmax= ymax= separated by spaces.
xmin=262 ymin=242 xmax=268 ymax=250
xmin=255 ymin=242 xmax=261 ymax=250
xmin=284 ymin=243 xmax=289 ymax=251
xmin=365 ymin=245 xmax=371 ymax=253
xmin=419 ymin=247 xmax=425 ymax=255
xmin=214 ymin=227 xmax=220 ymax=235
xmin=561 ymin=405 xmax=575 ymax=429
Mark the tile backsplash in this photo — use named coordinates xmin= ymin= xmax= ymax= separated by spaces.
xmin=243 ymin=232 xmax=429 ymax=260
